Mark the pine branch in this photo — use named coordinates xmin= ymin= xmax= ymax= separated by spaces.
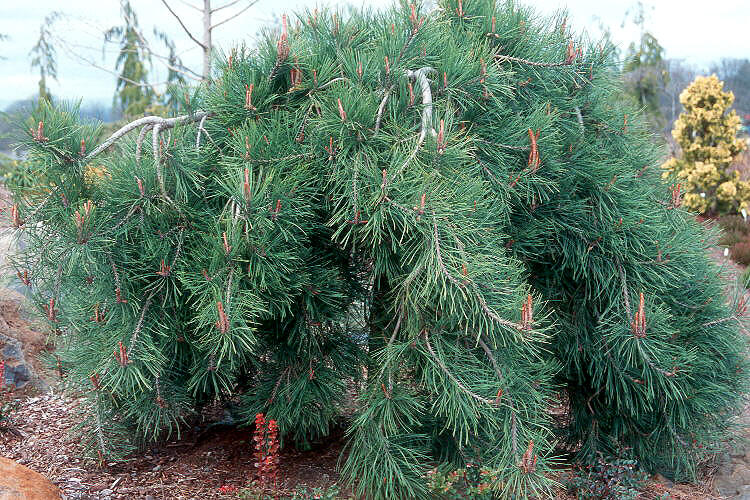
xmin=405 ymin=67 xmax=437 ymax=142
xmin=422 ymin=331 xmax=494 ymax=405
xmin=86 ymin=112 xmax=211 ymax=161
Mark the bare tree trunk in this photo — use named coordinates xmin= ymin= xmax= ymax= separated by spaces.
xmin=202 ymin=0 xmax=212 ymax=80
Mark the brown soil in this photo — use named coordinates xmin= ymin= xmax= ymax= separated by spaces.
xmin=0 ymin=390 xmax=347 ymax=498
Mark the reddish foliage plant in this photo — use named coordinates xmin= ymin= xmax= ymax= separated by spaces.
xmin=253 ymin=413 xmax=280 ymax=491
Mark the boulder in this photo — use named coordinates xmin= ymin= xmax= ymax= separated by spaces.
xmin=0 ymin=334 xmax=32 ymax=389
xmin=0 ymin=457 xmax=61 ymax=499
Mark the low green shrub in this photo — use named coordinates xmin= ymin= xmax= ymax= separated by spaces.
xmin=425 ymin=464 xmax=500 ymax=499
xmin=566 ymin=454 xmax=649 ymax=500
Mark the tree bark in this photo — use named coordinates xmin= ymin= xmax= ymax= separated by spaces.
xmin=202 ymin=0 xmax=212 ymax=80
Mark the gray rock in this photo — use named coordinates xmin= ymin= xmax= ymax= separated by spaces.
xmin=1 ymin=340 xmax=22 ymax=361
xmin=100 ymin=489 xmax=113 ymax=496
xmin=2 ymin=360 xmax=31 ymax=389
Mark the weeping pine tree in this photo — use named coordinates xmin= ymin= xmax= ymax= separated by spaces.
xmin=11 ymin=0 xmax=750 ymax=497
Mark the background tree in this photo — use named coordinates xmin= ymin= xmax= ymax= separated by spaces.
xmin=159 ymin=0 xmax=260 ymax=80
xmin=622 ymin=1 xmax=669 ymax=128
xmin=660 ymin=59 xmax=696 ymax=138
xmin=105 ymin=1 xmax=155 ymax=116
xmin=11 ymin=1 xmax=750 ymax=498
xmin=663 ymin=74 xmax=748 ymax=214
xmin=29 ymin=13 xmax=60 ymax=105
xmin=711 ymin=58 xmax=750 ymax=117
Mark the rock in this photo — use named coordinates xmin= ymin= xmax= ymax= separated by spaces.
xmin=151 ymin=465 xmax=161 ymax=472
xmin=145 ymin=496 xmax=155 ymax=500
xmin=714 ymin=461 xmax=750 ymax=497
xmin=0 ymin=457 xmax=62 ymax=499
xmin=738 ymin=484 xmax=750 ymax=500
xmin=1 ymin=341 xmax=22 ymax=361
xmin=3 ymin=360 xmax=32 ymax=389
xmin=0 ymin=333 xmax=35 ymax=390
xmin=652 ymin=473 xmax=674 ymax=488
xmin=100 ymin=489 xmax=113 ymax=496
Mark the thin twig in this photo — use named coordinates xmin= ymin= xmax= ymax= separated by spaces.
xmin=477 ymin=334 xmax=518 ymax=456
xmin=160 ymin=0 xmax=206 ymax=49
xmin=126 ymin=288 xmax=157 ymax=358
xmin=153 ymin=123 xmax=164 ymax=196
xmin=616 ymin=260 xmax=631 ymax=319
xmin=495 ymin=54 xmax=571 ymax=67
xmin=210 ymin=1 xmax=259 ymax=30
xmin=316 ymin=77 xmax=350 ymax=91
xmin=574 ymin=106 xmax=584 ymax=134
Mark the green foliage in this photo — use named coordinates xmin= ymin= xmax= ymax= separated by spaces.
xmin=288 ymin=484 xmax=343 ymax=500
xmin=566 ymin=454 xmax=649 ymax=500
xmin=0 ymin=155 xmax=50 ymax=192
xmin=105 ymin=1 xmax=154 ymax=116
xmin=742 ymin=266 xmax=750 ymax=288
xmin=425 ymin=464 xmax=500 ymax=499
xmin=11 ymin=1 xmax=750 ymax=499
xmin=238 ymin=482 xmax=344 ymax=500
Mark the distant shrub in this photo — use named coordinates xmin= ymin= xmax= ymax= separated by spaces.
xmin=731 ymin=240 xmax=750 ymax=266
xmin=720 ymin=230 xmax=747 ymax=248
xmin=719 ymin=215 xmax=750 ymax=235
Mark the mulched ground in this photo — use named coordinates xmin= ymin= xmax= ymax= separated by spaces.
xmin=0 ymin=389 xmax=347 ymax=499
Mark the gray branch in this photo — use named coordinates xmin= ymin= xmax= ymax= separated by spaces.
xmin=405 ymin=67 xmax=437 ymax=142
xmin=85 ymin=112 xmax=210 ymax=161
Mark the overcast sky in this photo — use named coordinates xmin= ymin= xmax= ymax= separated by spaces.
xmin=1 ymin=0 xmax=749 ymax=110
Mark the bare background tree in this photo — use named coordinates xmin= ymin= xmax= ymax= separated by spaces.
xmin=159 ymin=0 xmax=260 ymax=80
xmin=711 ymin=59 xmax=750 ymax=118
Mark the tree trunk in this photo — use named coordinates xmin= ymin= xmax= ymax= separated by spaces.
xmin=202 ymin=0 xmax=212 ymax=80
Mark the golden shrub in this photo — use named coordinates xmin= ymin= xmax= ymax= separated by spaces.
xmin=662 ymin=74 xmax=747 ymax=214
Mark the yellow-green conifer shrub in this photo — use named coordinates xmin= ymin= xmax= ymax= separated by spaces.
xmin=662 ymin=74 xmax=747 ymax=214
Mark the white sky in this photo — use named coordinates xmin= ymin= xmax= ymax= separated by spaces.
xmin=1 ymin=0 xmax=749 ymax=109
